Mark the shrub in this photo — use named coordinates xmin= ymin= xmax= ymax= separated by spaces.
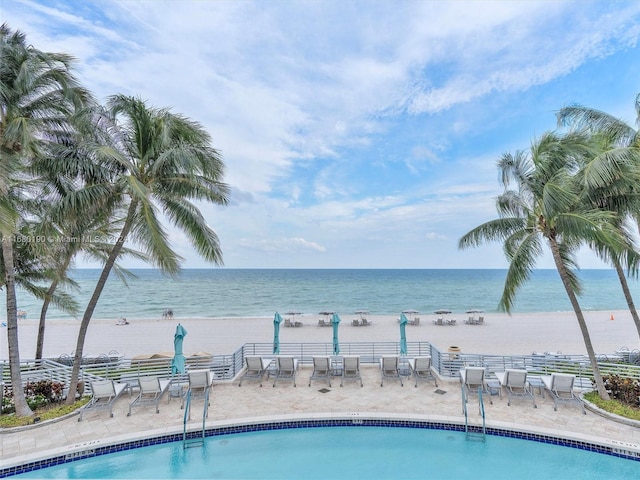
xmin=1 ymin=380 xmax=66 ymax=414
xmin=603 ymin=374 xmax=640 ymax=407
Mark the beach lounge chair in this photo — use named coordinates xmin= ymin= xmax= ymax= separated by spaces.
xmin=433 ymin=317 xmax=444 ymax=326
xmin=127 ymin=375 xmax=171 ymax=416
xmin=542 ymin=373 xmax=585 ymax=414
xmin=361 ymin=318 xmax=372 ymax=326
xmin=495 ymin=369 xmax=536 ymax=408
xmin=273 ymin=356 xmax=299 ymax=387
xmin=239 ymin=356 xmax=271 ymax=387
xmin=380 ymin=355 xmax=403 ymax=386
xmin=352 ymin=319 xmax=360 ymax=326
xmin=318 ymin=319 xmax=328 ymax=327
xmin=341 ymin=355 xmax=363 ymax=387
xmin=446 ymin=318 xmax=457 ymax=325
xmin=408 ymin=356 xmax=438 ymax=388
xmin=182 ymin=369 xmax=212 ymax=409
xmin=477 ymin=316 xmax=484 ymax=325
xmin=284 ymin=318 xmax=293 ymax=327
xmin=408 ymin=317 xmax=419 ymax=326
xmin=460 ymin=367 xmax=492 ymax=406
xmin=78 ymin=379 xmax=127 ymax=421
xmin=308 ymin=356 xmax=332 ymax=387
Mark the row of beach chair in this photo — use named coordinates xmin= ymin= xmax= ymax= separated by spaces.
xmin=460 ymin=366 xmax=585 ymax=414
xmin=239 ymin=355 xmax=438 ymax=389
xmin=76 ymin=360 xmax=587 ymax=421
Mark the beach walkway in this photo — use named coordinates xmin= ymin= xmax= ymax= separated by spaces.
xmin=2 ymin=365 xmax=639 ymax=470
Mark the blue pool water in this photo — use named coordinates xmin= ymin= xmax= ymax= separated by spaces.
xmin=13 ymin=426 xmax=639 ymax=479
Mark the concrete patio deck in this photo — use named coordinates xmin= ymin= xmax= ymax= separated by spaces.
xmin=2 ymin=365 xmax=640 ymax=472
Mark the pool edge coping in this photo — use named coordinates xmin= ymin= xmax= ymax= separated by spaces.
xmin=2 ymin=411 xmax=640 ymax=476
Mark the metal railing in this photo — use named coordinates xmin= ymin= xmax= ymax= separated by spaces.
xmin=2 ymin=342 xmax=640 ymax=395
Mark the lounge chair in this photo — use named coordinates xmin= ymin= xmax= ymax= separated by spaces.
xmin=341 ymin=355 xmax=363 ymax=387
xmin=495 ymin=369 xmax=536 ymax=408
xmin=352 ymin=319 xmax=360 ymax=326
xmin=460 ymin=366 xmax=492 ymax=406
xmin=408 ymin=356 xmax=437 ymax=388
xmin=239 ymin=356 xmax=271 ymax=387
xmin=318 ymin=319 xmax=328 ymax=327
xmin=409 ymin=317 xmax=419 ymax=326
xmin=284 ymin=318 xmax=293 ymax=327
xmin=446 ymin=318 xmax=457 ymax=325
xmin=127 ymin=375 xmax=171 ymax=416
xmin=182 ymin=369 xmax=212 ymax=408
xmin=361 ymin=318 xmax=372 ymax=326
xmin=542 ymin=373 xmax=585 ymax=414
xmin=477 ymin=316 xmax=484 ymax=325
xmin=380 ymin=355 xmax=403 ymax=386
xmin=433 ymin=317 xmax=444 ymax=325
xmin=308 ymin=356 xmax=332 ymax=387
xmin=78 ymin=379 xmax=127 ymax=421
xmin=273 ymin=356 xmax=299 ymax=387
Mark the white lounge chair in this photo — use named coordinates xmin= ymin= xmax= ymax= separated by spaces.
xmin=542 ymin=373 xmax=585 ymax=414
xmin=182 ymin=369 xmax=212 ymax=408
xmin=127 ymin=376 xmax=171 ymax=416
xmin=408 ymin=356 xmax=438 ymax=388
xmin=495 ymin=369 xmax=536 ymax=408
xmin=273 ymin=356 xmax=299 ymax=387
xmin=460 ymin=367 xmax=493 ymax=407
xmin=308 ymin=356 xmax=332 ymax=387
xmin=239 ymin=356 xmax=271 ymax=387
xmin=341 ymin=355 xmax=363 ymax=387
xmin=78 ymin=379 xmax=127 ymax=421
xmin=380 ymin=355 xmax=403 ymax=387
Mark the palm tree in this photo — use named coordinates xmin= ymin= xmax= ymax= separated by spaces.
xmin=65 ymin=95 xmax=230 ymax=403
xmin=459 ymin=131 xmax=630 ymax=399
xmin=558 ymin=98 xmax=640 ymax=340
xmin=0 ymin=23 xmax=91 ymax=416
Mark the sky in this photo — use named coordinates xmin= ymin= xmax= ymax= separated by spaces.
xmin=3 ymin=0 xmax=640 ymax=269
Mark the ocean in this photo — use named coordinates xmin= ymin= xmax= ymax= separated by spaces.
xmin=2 ymin=269 xmax=636 ymax=322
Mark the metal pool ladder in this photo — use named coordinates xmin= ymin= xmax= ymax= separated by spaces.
xmin=182 ymin=388 xmax=210 ymax=449
xmin=462 ymin=386 xmax=486 ymax=442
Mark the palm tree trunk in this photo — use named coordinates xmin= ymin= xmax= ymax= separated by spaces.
xmin=549 ymin=238 xmax=610 ymax=400
xmin=65 ymin=201 xmax=138 ymax=405
xmin=35 ymin=254 xmax=73 ymax=360
xmin=612 ymin=258 xmax=640 ymax=340
xmin=34 ymin=279 xmax=59 ymax=361
xmin=2 ymin=235 xmax=34 ymax=417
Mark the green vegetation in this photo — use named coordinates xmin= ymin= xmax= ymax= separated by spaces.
xmin=0 ymin=397 xmax=90 ymax=428
xmin=584 ymin=391 xmax=640 ymax=422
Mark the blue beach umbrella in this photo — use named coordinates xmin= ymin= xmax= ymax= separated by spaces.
xmin=399 ymin=313 xmax=408 ymax=355
xmin=331 ymin=313 xmax=341 ymax=355
xmin=171 ymin=323 xmax=188 ymax=374
xmin=273 ymin=312 xmax=283 ymax=354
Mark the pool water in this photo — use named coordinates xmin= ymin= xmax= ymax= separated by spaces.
xmin=15 ymin=426 xmax=639 ymax=479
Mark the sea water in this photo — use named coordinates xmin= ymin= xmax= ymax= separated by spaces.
xmin=2 ymin=269 xmax=637 ymax=321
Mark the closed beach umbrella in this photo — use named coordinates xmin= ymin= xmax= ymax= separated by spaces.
xmin=273 ymin=312 xmax=283 ymax=354
xmin=399 ymin=313 xmax=408 ymax=355
xmin=331 ymin=313 xmax=341 ymax=355
xmin=171 ymin=323 xmax=187 ymax=374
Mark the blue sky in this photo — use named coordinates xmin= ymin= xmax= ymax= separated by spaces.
xmin=4 ymin=0 xmax=640 ymax=269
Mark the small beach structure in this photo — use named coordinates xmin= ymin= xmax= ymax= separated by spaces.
xmin=331 ymin=313 xmax=341 ymax=355
xmin=171 ymin=324 xmax=187 ymax=375
xmin=464 ymin=309 xmax=484 ymax=325
xmin=273 ymin=312 xmax=283 ymax=354
xmin=399 ymin=313 xmax=408 ymax=355
xmin=434 ymin=309 xmax=454 ymax=325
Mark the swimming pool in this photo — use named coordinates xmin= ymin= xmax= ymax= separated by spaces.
xmin=8 ymin=421 xmax=640 ymax=479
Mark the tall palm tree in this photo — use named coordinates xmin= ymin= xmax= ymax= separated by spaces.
xmin=65 ymin=95 xmax=230 ymax=403
xmin=459 ymin=131 xmax=630 ymax=399
xmin=558 ymin=98 xmax=640 ymax=340
xmin=0 ymin=24 xmax=91 ymax=416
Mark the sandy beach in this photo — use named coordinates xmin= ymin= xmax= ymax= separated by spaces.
xmin=2 ymin=309 xmax=638 ymax=360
